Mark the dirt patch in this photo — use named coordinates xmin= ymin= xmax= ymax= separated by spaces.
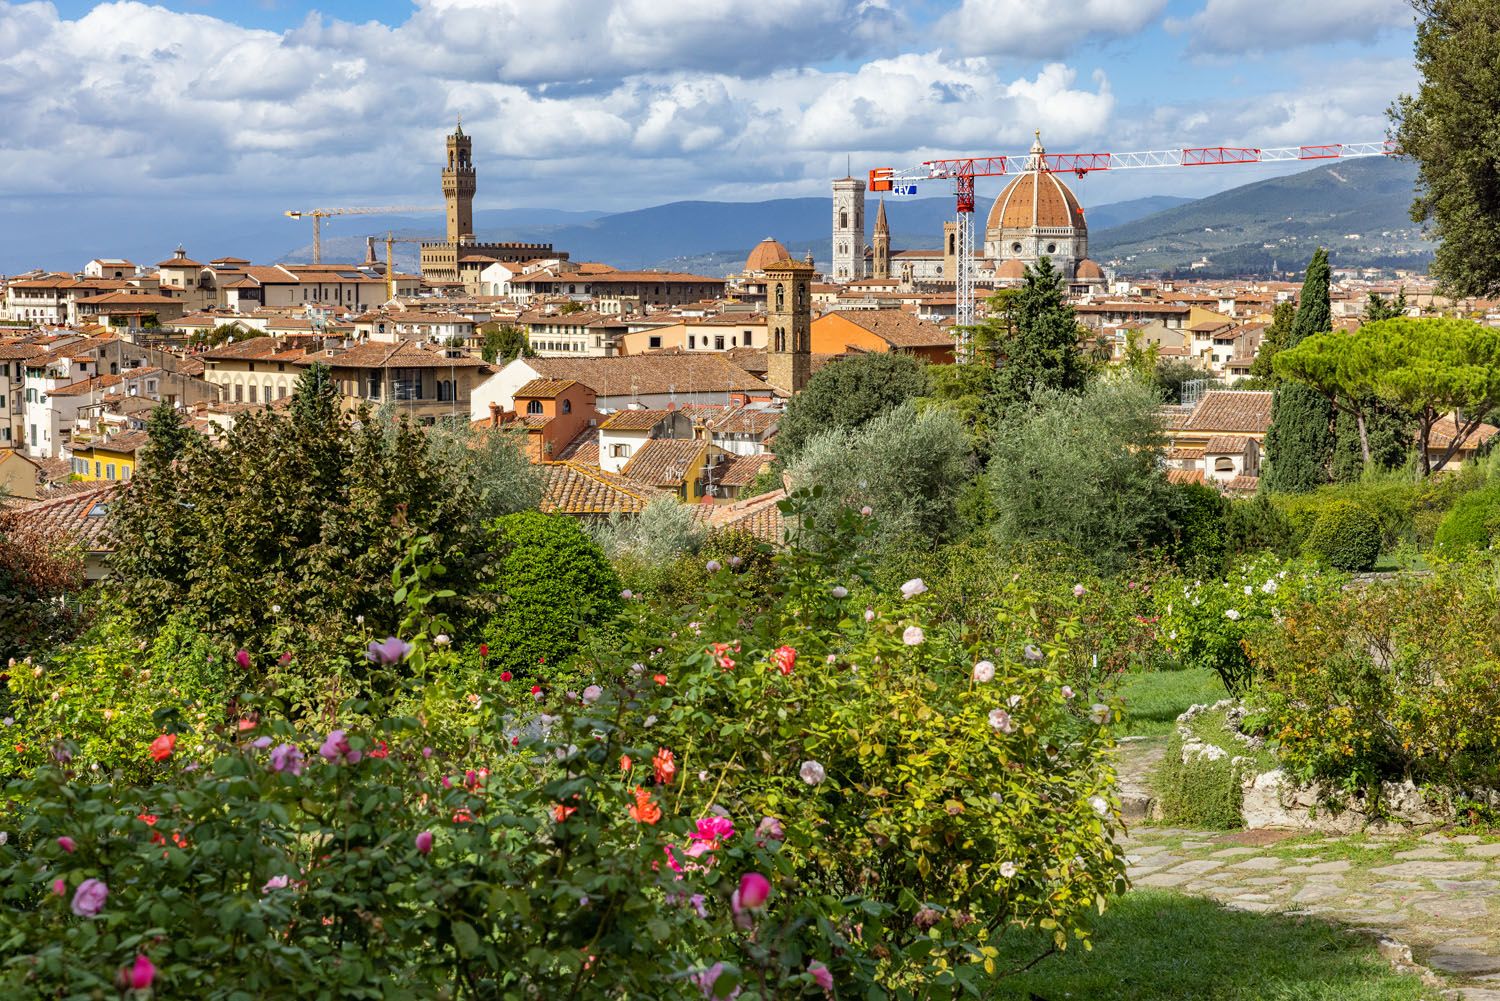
xmin=1213 ymin=828 xmax=1303 ymax=847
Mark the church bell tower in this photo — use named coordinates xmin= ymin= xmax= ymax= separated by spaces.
xmin=831 ymin=174 xmax=865 ymax=283
xmin=765 ymin=257 xmax=813 ymax=394
xmin=443 ymin=119 xmax=476 ymax=244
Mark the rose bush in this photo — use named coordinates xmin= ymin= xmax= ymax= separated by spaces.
xmin=1248 ymin=558 xmax=1500 ymax=799
xmin=1153 ymin=555 xmax=1344 ymax=696
xmin=0 ymin=496 xmax=1128 ymax=998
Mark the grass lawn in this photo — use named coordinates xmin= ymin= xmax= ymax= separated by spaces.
xmin=986 ymin=890 xmax=1438 ymax=1001
xmin=1114 ymin=668 xmax=1226 ymax=737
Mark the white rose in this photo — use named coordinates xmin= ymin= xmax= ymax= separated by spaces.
xmin=972 ymin=660 xmax=995 ymax=683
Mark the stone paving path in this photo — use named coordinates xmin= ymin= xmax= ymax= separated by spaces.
xmin=1117 ymin=738 xmax=1500 ymax=999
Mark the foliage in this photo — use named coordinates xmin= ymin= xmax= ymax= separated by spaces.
xmin=740 ymin=463 xmax=783 ymax=500
xmin=0 ymin=613 xmax=232 ymax=784
xmin=479 ymin=322 xmax=533 ymax=364
xmin=591 ymin=497 xmax=704 ymax=569
xmin=1300 ymin=500 xmax=1382 ymax=572
xmin=1250 ymin=562 xmax=1500 ymax=798
xmin=1164 ymin=482 xmax=1228 ymax=573
xmin=1248 ymin=300 xmax=1298 ymax=383
xmin=922 ymin=361 xmax=1002 ymax=459
xmin=481 ymin=511 xmax=621 ymax=680
xmin=1156 ymin=715 xmax=1252 ymax=830
xmin=0 ymin=499 xmax=1130 ymax=999
xmin=1433 ymin=480 xmax=1500 ymax=552
xmin=1222 ymin=495 xmax=1298 ymax=558
xmin=786 ymin=403 xmax=973 ymax=554
xmin=107 ymin=368 xmax=538 ymax=665
xmin=983 ymin=257 xmax=1092 ymax=408
xmin=1263 ymin=250 xmax=1334 ymax=492
xmin=987 ymin=378 xmax=1174 ymax=575
xmin=1391 ymin=0 xmax=1500 ymax=298
xmin=1277 ymin=317 xmax=1500 ymax=477
xmin=774 ymin=352 xmax=929 ymax=461
xmin=1154 ymin=358 xmax=1210 ymax=406
xmin=1155 ymin=556 xmax=1344 ymax=696
xmin=0 ymin=522 xmax=87 ymax=663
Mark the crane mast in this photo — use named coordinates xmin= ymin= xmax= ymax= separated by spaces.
xmin=284 ymin=205 xmax=442 ymax=264
xmin=868 ymin=139 xmax=1399 ymax=358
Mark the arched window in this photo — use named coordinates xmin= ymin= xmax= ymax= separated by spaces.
xmin=839 ymin=210 xmax=848 ymax=230
xmin=562 ymin=399 xmax=572 ymax=414
xmin=1214 ymin=457 xmax=1235 ymax=473
xmin=796 ymin=283 xmax=806 ymax=309
xmin=527 ymin=399 xmax=543 ymax=415
xmin=775 ymin=283 xmax=785 ymax=312
xmin=775 ymin=327 xmax=786 ymax=352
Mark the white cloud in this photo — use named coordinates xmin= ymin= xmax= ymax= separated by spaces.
xmin=292 ymin=0 xmax=901 ymax=87
xmin=1169 ymin=0 xmax=1412 ymax=54
xmin=941 ymin=0 xmax=1168 ymax=58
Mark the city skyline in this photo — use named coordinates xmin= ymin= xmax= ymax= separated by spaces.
xmin=2 ymin=0 xmax=1420 ymax=271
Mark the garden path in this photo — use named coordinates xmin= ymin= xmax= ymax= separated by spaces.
xmin=1116 ymin=739 xmax=1500 ymax=1000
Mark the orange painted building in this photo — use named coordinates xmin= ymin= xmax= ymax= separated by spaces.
xmin=483 ymin=378 xmax=597 ymax=462
xmin=809 ymin=309 xmax=957 ymax=364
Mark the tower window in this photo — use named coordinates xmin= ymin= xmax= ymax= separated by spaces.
xmin=839 ymin=210 xmax=848 ymax=230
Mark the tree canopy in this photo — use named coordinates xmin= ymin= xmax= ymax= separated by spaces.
xmin=481 ymin=322 xmax=534 ymax=364
xmin=983 ymin=257 xmax=1091 ymax=407
xmin=774 ymin=351 xmax=929 ymax=460
xmin=1391 ymin=0 xmax=1500 ymax=297
xmin=1275 ymin=316 xmax=1500 ymax=476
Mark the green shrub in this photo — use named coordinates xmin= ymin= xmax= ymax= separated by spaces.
xmin=482 ymin=511 xmax=621 ymax=678
xmin=1155 ymin=556 xmax=1344 ymax=696
xmin=1301 ymin=500 xmax=1381 ymax=571
xmin=1166 ymin=482 xmax=1228 ymax=571
xmin=1156 ymin=736 xmax=1246 ymax=829
xmin=1434 ymin=483 xmax=1500 ymax=553
xmin=1223 ymin=495 xmax=1298 ymax=557
xmin=1250 ymin=563 xmax=1500 ymax=797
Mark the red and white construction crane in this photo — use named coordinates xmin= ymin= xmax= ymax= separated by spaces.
xmin=868 ymin=137 xmax=1399 ymax=343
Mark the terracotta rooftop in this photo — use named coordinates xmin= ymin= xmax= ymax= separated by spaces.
xmin=1203 ymin=435 xmax=1252 ymax=453
xmin=694 ymin=488 xmax=786 ymax=543
xmin=598 ymin=409 xmax=673 ymax=432
xmin=299 ymin=341 xmax=489 ymax=370
xmin=620 ymin=438 xmax=708 ymax=488
xmin=541 ymin=462 xmax=661 ymax=516
xmin=514 ymin=378 xmax=583 ymax=400
xmin=717 ymin=453 xmax=773 ymax=488
xmin=821 ymin=309 xmax=956 ymax=349
xmin=1 ymin=482 xmax=121 ymax=553
xmin=524 ymin=355 xmax=768 ymax=397
xmin=1182 ymin=391 xmax=1274 ymax=436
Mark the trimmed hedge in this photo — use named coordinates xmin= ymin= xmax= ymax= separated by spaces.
xmin=1301 ymin=500 xmax=1381 ymax=572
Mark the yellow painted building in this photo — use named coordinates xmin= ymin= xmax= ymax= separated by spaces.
xmin=70 ymin=430 xmax=148 ymax=482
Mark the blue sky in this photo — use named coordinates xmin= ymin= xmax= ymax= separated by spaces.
xmin=0 ymin=0 xmax=1419 ymax=269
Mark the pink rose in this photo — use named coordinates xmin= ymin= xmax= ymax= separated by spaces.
xmin=755 ymin=815 xmax=786 ymax=843
xmin=269 ymin=743 xmax=304 ymax=775
xmin=415 ymin=831 xmax=434 ymax=856
xmin=808 ymin=960 xmax=834 ymax=992
xmin=56 ymin=836 xmax=76 ymax=853
xmin=732 ymin=872 xmax=770 ymax=913
xmin=318 ymin=730 xmax=361 ymax=765
xmin=71 ymin=877 xmax=108 ymax=917
xmin=127 ymin=955 xmax=156 ymax=990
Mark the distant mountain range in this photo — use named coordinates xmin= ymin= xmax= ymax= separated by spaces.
xmin=0 ymin=157 xmax=1425 ymax=279
xmin=288 ymin=192 xmax=1196 ymax=277
xmin=1090 ymin=157 xmax=1432 ymax=277
xmin=291 ymin=161 xmax=1427 ymax=281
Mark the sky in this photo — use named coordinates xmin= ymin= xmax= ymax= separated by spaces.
xmin=0 ymin=0 xmax=1420 ymax=268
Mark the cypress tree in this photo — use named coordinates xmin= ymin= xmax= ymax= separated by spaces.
xmin=1262 ymin=249 xmax=1335 ymax=492
xmin=989 ymin=256 xmax=1091 ymax=408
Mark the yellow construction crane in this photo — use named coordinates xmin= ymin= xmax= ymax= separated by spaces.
xmin=381 ymin=232 xmax=442 ymax=301
xmin=284 ymin=206 xmax=442 ymax=264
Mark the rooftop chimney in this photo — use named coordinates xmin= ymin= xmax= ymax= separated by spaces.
xmin=489 ymin=401 xmax=501 ymax=429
